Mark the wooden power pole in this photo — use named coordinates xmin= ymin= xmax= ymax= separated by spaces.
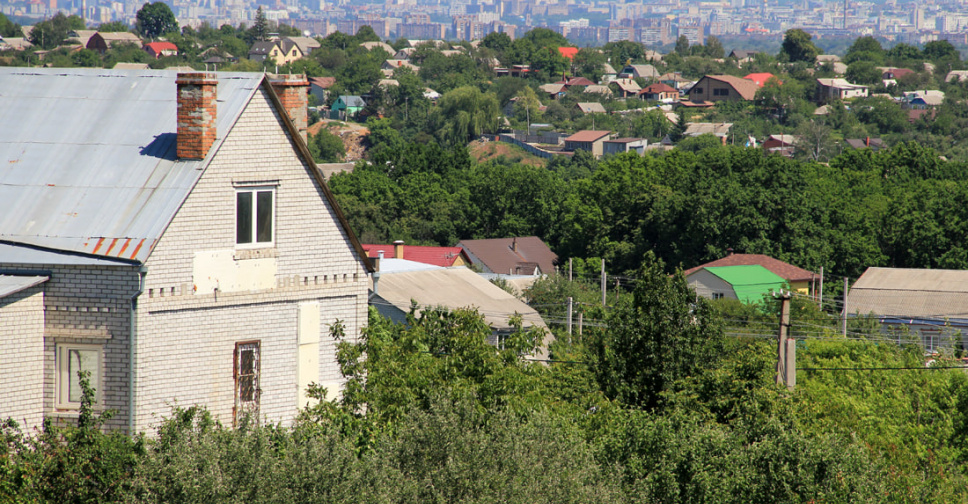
xmin=776 ymin=292 xmax=795 ymax=390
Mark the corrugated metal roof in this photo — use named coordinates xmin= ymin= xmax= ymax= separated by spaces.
xmin=0 ymin=274 xmax=48 ymax=298
xmin=848 ymin=267 xmax=968 ymax=319
xmin=373 ymin=267 xmax=547 ymax=331
xmin=0 ymin=68 xmax=264 ymax=264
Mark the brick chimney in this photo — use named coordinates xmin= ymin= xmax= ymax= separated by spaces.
xmin=269 ymin=73 xmax=309 ymax=144
xmin=393 ymin=240 xmax=405 ymax=259
xmin=176 ymin=73 xmax=218 ymax=160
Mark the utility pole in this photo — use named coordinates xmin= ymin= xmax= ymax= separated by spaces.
xmin=569 ymin=258 xmax=573 ymax=282
xmin=567 ymin=297 xmax=573 ymax=338
xmin=818 ymin=266 xmax=824 ymax=310
xmin=578 ymin=312 xmax=583 ymax=336
xmin=842 ymin=276 xmax=849 ymax=337
xmin=776 ymin=292 xmax=794 ymax=390
xmin=601 ymin=259 xmax=606 ymax=306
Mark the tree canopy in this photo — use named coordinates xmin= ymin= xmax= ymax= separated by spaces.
xmin=136 ymin=1 xmax=178 ymax=39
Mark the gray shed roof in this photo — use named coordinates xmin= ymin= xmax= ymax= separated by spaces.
xmin=372 ymin=267 xmax=547 ymax=331
xmin=0 ymin=274 xmax=48 ymax=298
xmin=0 ymin=68 xmax=264 ymax=264
xmin=848 ymin=267 xmax=968 ymax=319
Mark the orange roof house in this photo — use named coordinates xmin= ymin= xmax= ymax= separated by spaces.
xmin=558 ymin=46 xmax=579 ymax=60
xmin=743 ymin=72 xmax=778 ymax=87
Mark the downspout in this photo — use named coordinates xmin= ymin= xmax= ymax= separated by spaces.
xmin=128 ymin=265 xmax=147 ymax=435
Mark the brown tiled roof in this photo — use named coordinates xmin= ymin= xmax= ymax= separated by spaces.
xmin=703 ymin=74 xmax=759 ymax=100
xmin=564 ymin=130 xmax=611 ymax=142
xmin=458 ymin=236 xmax=558 ymax=276
xmin=683 ymin=253 xmax=817 ymax=282
xmin=640 ymin=83 xmax=677 ymax=94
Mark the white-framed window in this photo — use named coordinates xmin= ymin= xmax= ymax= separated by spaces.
xmin=55 ymin=343 xmax=102 ymax=410
xmin=236 ymin=187 xmax=275 ymax=247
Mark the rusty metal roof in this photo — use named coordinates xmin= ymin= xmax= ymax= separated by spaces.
xmin=0 ymin=68 xmax=264 ymax=264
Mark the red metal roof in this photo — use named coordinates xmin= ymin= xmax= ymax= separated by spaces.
xmin=363 ymin=243 xmax=468 ymax=267
xmin=743 ymin=72 xmax=777 ymax=87
xmin=683 ymin=253 xmax=817 ymax=282
xmin=144 ymin=41 xmax=177 ymax=52
xmin=558 ymin=47 xmax=579 ymax=60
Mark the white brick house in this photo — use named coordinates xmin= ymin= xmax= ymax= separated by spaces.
xmin=0 ymin=68 xmax=372 ymax=433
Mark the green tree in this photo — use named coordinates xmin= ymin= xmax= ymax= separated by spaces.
xmin=0 ymin=13 xmax=21 ymax=38
xmin=136 ymin=1 xmax=178 ymax=39
xmin=845 ymin=60 xmax=883 ymax=85
xmin=844 ymin=35 xmax=885 ymax=65
xmin=249 ymin=6 xmax=268 ymax=42
xmin=675 ymin=35 xmax=690 ymax=56
xmin=430 ymin=86 xmax=501 ymax=145
xmin=572 ymin=48 xmax=606 ymax=81
xmin=29 ymin=13 xmax=83 ymax=49
xmin=481 ymin=31 xmax=511 ymax=53
xmin=593 ymin=254 xmax=725 ymax=410
xmin=704 ymin=35 xmax=725 ymax=59
xmin=97 ymin=21 xmax=130 ymax=32
xmin=602 ymin=40 xmax=645 ymax=66
xmin=780 ymin=28 xmax=820 ymax=63
xmin=308 ymin=128 xmax=346 ymax=163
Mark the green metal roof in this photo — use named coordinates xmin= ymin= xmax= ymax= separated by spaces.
xmin=705 ymin=265 xmax=786 ymax=303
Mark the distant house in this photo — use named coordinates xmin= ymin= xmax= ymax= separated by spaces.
xmin=458 ymin=236 xmax=558 ymax=277
xmin=845 ymin=137 xmax=886 ymax=151
xmin=761 ymin=134 xmax=797 ymax=157
xmin=683 ymin=122 xmax=732 ymax=142
xmin=559 ymin=76 xmax=596 ymax=87
xmin=847 ymin=267 xmax=968 ymax=352
xmin=639 ymin=82 xmax=679 ymax=101
xmin=945 ymin=70 xmax=968 ymax=82
xmin=602 ymin=137 xmax=648 ymax=155
xmin=583 ymin=84 xmax=613 ymax=97
xmin=659 ymin=72 xmax=692 ymax=90
xmin=249 ymin=39 xmax=304 ymax=64
xmin=689 ymin=75 xmax=758 ymax=102
xmin=729 ymin=49 xmax=759 ymax=61
xmin=394 ymin=47 xmax=416 ymax=60
xmin=563 ymin=130 xmax=612 ymax=156
xmin=684 ymin=252 xmax=818 ymax=295
xmin=143 ymin=41 xmax=177 ymax=58
xmin=816 ymin=78 xmax=868 ymax=103
xmin=86 ymin=32 xmax=141 ymax=53
xmin=880 ymin=67 xmax=914 ymax=80
xmin=309 ymin=76 xmax=336 ymax=104
xmin=902 ymin=89 xmax=944 ymax=109
xmin=618 ymin=64 xmax=659 ymax=80
xmin=331 ymin=95 xmax=365 ymax=120
xmin=643 ymin=50 xmax=663 ymax=63
xmin=557 ymin=46 xmax=579 ymax=60
xmin=815 ymin=54 xmax=841 ymax=64
xmin=685 ymin=265 xmax=786 ymax=303
xmin=381 ymin=59 xmax=420 ymax=73
xmin=284 ymin=36 xmax=320 ymax=56
xmin=538 ymin=83 xmax=567 ymax=100
xmin=369 ymin=265 xmax=549 ymax=358
xmin=575 ymin=102 xmax=607 ymax=114
xmin=743 ymin=72 xmax=777 ymax=88
xmin=360 ymin=41 xmax=395 ymax=54
xmin=363 ymin=241 xmax=470 ymax=268
xmin=609 ymin=78 xmax=641 ymax=98
xmin=495 ymin=65 xmax=531 ymax=77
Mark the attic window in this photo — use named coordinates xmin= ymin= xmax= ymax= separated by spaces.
xmin=236 ymin=187 xmax=274 ymax=247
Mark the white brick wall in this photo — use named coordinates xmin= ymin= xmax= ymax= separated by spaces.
xmin=0 ymin=262 xmax=141 ymax=433
xmin=0 ymin=286 xmax=45 ymax=431
xmin=136 ymin=87 xmax=368 ymax=432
